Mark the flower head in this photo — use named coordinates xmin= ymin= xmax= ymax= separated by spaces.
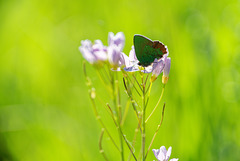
xmin=108 ymin=32 xmax=125 ymax=51
xmin=79 ymin=39 xmax=107 ymax=65
xmin=153 ymin=146 xmax=178 ymax=161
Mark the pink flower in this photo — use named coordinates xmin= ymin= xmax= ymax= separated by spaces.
xmin=153 ymin=146 xmax=178 ymax=161
xmin=108 ymin=45 xmax=122 ymax=69
xmin=108 ymin=32 xmax=125 ymax=51
xmin=79 ymin=39 xmax=107 ymax=65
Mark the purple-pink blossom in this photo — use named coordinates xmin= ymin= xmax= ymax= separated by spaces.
xmin=79 ymin=39 xmax=107 ymax=65
xmin=108 ymin=45 xmax=122 ymax=69
xmin=108 ymin=32 xmax=125 ymax=51
xmin=153 ymin=146 xmax=178 ymax=161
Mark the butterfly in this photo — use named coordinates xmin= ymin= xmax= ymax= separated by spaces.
xmin=134 ymin=35 xmax=168 ymax=67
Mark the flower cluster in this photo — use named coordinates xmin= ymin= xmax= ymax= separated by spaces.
xmin=79 ymin=32 xmax=171 ymax=83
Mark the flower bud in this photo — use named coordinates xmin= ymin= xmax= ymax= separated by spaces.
xmin=90 ymin=88 xmax=96 ymax=99
xmin=162 ymin=58 xmax=171 ymax=84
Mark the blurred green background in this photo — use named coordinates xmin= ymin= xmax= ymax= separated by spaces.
xmin=1 ymin=0 xmax=240 ymax=160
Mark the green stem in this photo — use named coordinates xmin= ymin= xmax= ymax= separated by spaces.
xmin=123 ymin=77 xmax=142 ymax=133
xmin=116 ymin=79 xmax=122 ymax=122
xmin=145 ymin=84 xmax=165 ymax=123
xmin=103 ymin=65 xmax=111 ymax=82
xmin=99 ymin=129 xmax=109 ymax=161
xmin=126 ymin=73 xmax=141 ymax=97
xmin=121 ymin=99 xmax=130 ymax=126
xmin=145 ymin=82 xmax=152 ymax=108
xmin=107 ymin=104 xmax=137 ymax=161
xmin=145 ymin=103 xmax=165 ymax=160
xmin=132 ymin=74 xmax=143 ymax=92
xmin=89 ymin=92 xmax=120 ymax=152
xmin=127 ymin=123 xmax=141 ymax=161
xmin=83 ymin=62 xmax=119 ymax=151
xmin=141 ymin=75 xmax=146 ymax=161
xmin=112 ymin=72 xmax=124 ymax=161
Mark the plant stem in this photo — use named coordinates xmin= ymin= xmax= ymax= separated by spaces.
xmin=89 ymin=92 xmax=120 ymax=151
xmin=145 ymin=82 xmax=152 ymax=108
xmin=83 ymin=62 xmax=120 ymax=151
xmin=106 ymin=104 xmax=137 ymax=161
xmin=123 ymin=77 xmax=142 ymax=133
xmin=132 ymin=74 xmax=143 ymax=92
xmin=145 ymin=84 xmax=165 ymax=123
xmin=127 ymin=121 xmax=141 ymax=161
xmin=112 ymin=72 xmax=124 ymax=161
xmin=103 ymin=65 xmax=111 ymax=82
xmin=121 ymin=99 xmax=130 ymax=126
xmin=141 ymin=75 xmax=146 ymax=161
xmin=126 ymin=73 xmax=141 ymax=97
xmin=145 ymin=103 xmax=165 ymax=160
xmin=99 ymin=129 xmax=109 ymax=161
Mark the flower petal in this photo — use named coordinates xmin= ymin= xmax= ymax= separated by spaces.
xmin=141 ymin=65 xmax=153 ymax=73
xmin=108 ymin=32 xmax=125 ymax=51
xmin=81 ymin=39 xmax=92 ymax=50
xmin=129 ymin=45 xmax=138 ymax=62
xmin=152 ymin=149 xmax=161 ymax=160
xmin=152 ymin=59 xmax=164 ymax=77
xmin=79 ymin=45 xmax=97 ymax=64
xmin=124 ymin=65 xmax=139 ymax=72
xmin=166 ymin=146 xmax=172 ymax=161
xmin=119 ymin=52 xmax=129 ymax=67
xmin=92 ymin=40 xmax=107 ymax=52
xmin=159 ymin=146 xmax=168 ymax=160
xmin=163 ymin=58 xmax=171 ymax=77
xmin=94 ymin=51 xmax=107 ymax=61
xmin=79 ymin=39 xmax=108 ymax=64
xmin=108 ymin=45 xmax=121 ymax=68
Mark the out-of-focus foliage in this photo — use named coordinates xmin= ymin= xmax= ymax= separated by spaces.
xmin=0 ymin=0 xmax=240 ymax=160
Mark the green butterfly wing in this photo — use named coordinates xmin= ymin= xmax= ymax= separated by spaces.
xmin=134 ymin=35 xmax=166 ymax=67
xmin=134 ymin=35 xmax=153 ymax=64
